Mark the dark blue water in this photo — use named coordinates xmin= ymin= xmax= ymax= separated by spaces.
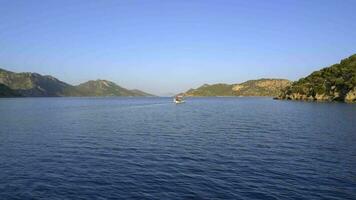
xmin=0 ymin=97 xmax=355 ymax=200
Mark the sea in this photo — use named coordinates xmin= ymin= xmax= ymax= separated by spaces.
xmin=0 ymin=97 xmax=355 ymax=199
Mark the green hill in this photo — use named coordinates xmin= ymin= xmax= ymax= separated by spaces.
xmin=0 ymin=68 xmax=72 ymax=97
xmin=0 ymin=83 xmax=21 ymax=97
xmin=277 ymin=54 xmax=356 ymax=103
xmin=75 ymin=80 xmax=152 ymax=97
xmin=0 ymin=68 xmax=153 ymax=97
xmin=184 ymin=79 xmax=291 ymax=97
xmin=130 ymin=89 xmax=155 ymax=97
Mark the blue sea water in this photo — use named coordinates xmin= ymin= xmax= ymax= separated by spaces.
xmin=0 ymin=97 xmax=355 ymax=200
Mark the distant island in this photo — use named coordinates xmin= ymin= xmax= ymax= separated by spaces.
xmin=276 ymin=54 xmax=356 ymax=103
xmin=182 ymin=79 xmax=291 ymax=97
xmin=0 ymin=68 xmax=154 ymax=97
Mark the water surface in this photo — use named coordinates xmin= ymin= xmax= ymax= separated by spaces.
xmin=0 ymin=97 xmax=355 ymax=199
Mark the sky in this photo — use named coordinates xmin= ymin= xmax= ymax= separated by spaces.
xmin=0 ymin=0 xmax=356 ymax=96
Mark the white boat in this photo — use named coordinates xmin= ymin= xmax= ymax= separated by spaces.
xmin=174 ymin=95 xmax=185 ymax=104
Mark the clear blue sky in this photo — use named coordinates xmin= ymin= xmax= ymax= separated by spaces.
xmin=0 ymin=0 xmax=355 ymax=95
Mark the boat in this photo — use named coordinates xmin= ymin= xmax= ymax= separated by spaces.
xmin=174 ymin=95 xmax=185 ymax=104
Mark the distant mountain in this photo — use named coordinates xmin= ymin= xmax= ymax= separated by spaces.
xmin=0 ymin=83 xmax=21 ymax=97
xmin=277 ymin=54 xmax=356 ymax=103
xmin=183 ymin=79 xmax=291 ymax=97
xmin=75 ymin=80 xmax=153 ymax=97
xmin=0 ymin=68 xmax=153 ymax=97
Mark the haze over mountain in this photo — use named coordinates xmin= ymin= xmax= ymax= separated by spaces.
xmin=0 ymin=68 xmax=153 ymax=97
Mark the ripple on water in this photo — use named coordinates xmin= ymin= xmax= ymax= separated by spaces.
xmin=0 ymin=97 xmax=355 ymax=199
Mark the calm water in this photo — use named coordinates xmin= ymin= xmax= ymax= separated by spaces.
xmin=0 ymin=97 xmax=355 ymax=200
